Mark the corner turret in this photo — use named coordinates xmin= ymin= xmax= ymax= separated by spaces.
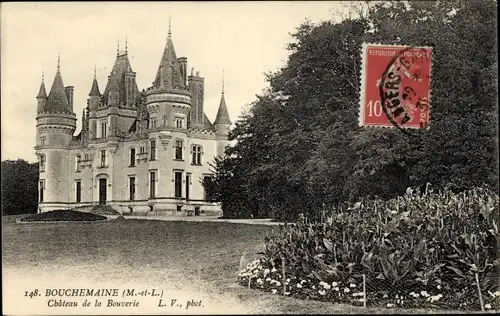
xmin=35 ymin=55 xmax=76 ymax=145
xmin=36 ymin=73 xmax=47 ymax=113
xmin=152 ymin=20 xmax=186 ymax=91
xmin=214 ymin=75 xmax=232 ymax=157
xmin=35 ymin=55 xmax=77 ymax=211
xmin=214 ymin=75 xmax=232 ymax=134
xmin=44 ymin=55 xmax=72 ymax=114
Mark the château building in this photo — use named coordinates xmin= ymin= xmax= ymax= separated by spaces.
xmin=34 ymin=27 xmax=231 ymax=216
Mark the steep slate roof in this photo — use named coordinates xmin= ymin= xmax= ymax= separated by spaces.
xmin=214 ymin=92 xmax=232 ymax=125
xmin=45 ymin=61 xmax=71 ymax=113
xmin=89 ymin=77 xmax=101 ymax=97
xmin=203 ymin=113 xmax=215 ymax=132
xmin=128 ymin=120 xmax=137 ymax=133
xmin=36 ymin=77 xmax=47 ymax=99
xmin=152 ymin=33 xmax=185 ymax=90
xmin=101 ymin=53 xmax=139 ymax=105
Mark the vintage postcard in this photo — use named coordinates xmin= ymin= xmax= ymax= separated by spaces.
xmin=2 ymin=1 xmax=498 ymax=315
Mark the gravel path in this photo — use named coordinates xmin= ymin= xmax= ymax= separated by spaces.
xmin=110 ymin=214 xmax=285 ymax=226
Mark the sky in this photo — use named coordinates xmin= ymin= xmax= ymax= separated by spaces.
xmin=1 ymin=1 xmax=347 ymax=163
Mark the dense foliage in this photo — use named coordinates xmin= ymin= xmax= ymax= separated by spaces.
xmin=204 ymin=0 xmax=498 ymax=220
xmin=238 ymin=188 xmax=500 ymax=310
xmin=1 ymin=159 xmax=39 ymax=215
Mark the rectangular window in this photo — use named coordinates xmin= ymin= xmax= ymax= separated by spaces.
xmin=75 ymin=181 xmax=81 ymax=203
xmin=185 ymin=174 xmax=191 ymax=200
xmin=40 ymin=137 xmax=46 ymax=146
xmin=129 ymin=177 xmax=136 ymax=201
xmin=204 ymin=176 xmax=213 ymax=201
xmin=75 ymin=155 xmax=81 ymax=172
xmin=175 ymin=140 xmax=183 ymax=160
xmin=191 ymin=145 xmax=202 ymax=165
xmin=84 ymin=153 xmax=89 ymax=161
xmin=39 ymin=180 xmax=44 ymax=203
xmin=175 ymin=117 xmax=185 ymax=128
xmin=149 ymin=171 xmax=156 ymax=198
xmin=150 ymin=118 xmax=157 ymax=129
xmin=140 ymin=146 xmax=145 ymax=154
xmin=101 ymin=121 xmax=107 ymax=138
xmin=100 ymin=150 xmax=106 ymax=167
xmin=150 ymin=140 xmax=156 ymax=160
xmin=39 ymin=155 xmax=46 ymax=172
xmin=130 ymin=148 xmax=136 ymax=166
xmin=174 ymin=171 xmax=182 ymax=198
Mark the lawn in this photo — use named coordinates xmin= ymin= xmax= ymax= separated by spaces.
xmin=2 ymin=217 xmax=479 ymax=314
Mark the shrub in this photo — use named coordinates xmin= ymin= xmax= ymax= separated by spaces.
xmin=238 ymin=187 xmax=500 ymax=310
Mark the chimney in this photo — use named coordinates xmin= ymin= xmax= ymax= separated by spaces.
xmin=178 ymin=57 xmax=188 ymax=86
xmin=65 ymin=86 xmax=74 ymax=111
xmin=188 ymin=73 xmax=204 ymax=128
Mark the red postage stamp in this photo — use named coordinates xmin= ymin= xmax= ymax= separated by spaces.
xmin=359 ymin=43 xmax=432 ymax=129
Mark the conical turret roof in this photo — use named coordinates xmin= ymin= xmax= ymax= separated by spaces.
xmin=214 ymin=90 xmax=232 ymax=125
xmin=45 ymin=57 xmax=71 ymax=113
xmin=89 ymin=67 xmax=101 ymax=96
xmin=36 ymin=76 xmax=47 ymax=99
xmin=152 ymin=31 xmax=185 ymax=90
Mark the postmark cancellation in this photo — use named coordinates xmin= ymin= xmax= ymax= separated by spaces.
xmin=358 ymin=43 xmax=433 ymax=130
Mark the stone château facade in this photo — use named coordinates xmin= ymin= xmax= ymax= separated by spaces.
xmin=34 ymin=28 xmax=231 ymax=216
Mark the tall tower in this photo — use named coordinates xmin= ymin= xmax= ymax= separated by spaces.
xmin=35 ymin=55 xmax=77 ymax=211
xmin=100 ymin=42 xmax=139 ymax=138
xmin=213 ymin=75 xmax=232 ymax=157
xmin=146 ymin=20 xmax=191 ymax=130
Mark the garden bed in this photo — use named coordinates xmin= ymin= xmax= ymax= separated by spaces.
xmin=238 ymin=187 xmax=500 ymax=312
xmin=18 ymin=210 xmax=107 ymax=222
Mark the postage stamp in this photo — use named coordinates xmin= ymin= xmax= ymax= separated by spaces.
xmin=358 ymin=43 xmax=433 ymax=129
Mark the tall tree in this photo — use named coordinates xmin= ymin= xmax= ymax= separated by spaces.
xmin=206 ymin=0 xmax=498 ymax=219
xmin=1 ymin=159 xmax=39 ymax=215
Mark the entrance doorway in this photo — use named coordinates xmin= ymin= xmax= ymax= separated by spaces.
xmin=99 ymin=178 xmax=107 ymax=205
